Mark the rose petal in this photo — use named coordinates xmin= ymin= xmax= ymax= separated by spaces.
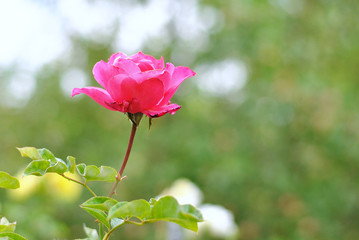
xmin=131 ymin=52 xmax=164 ymax=69
xmin=130 ymin=69 xmax=170 ymax=84
xmin=157 ymin=56 xmax=165 ymax=69
xmin=108 ymin=52 xmax=128 ymax=64
xmin=72 ymin=87 xmax=117 ymax=111
xmin=106 ymin=74 xmax=134 ymax=102
xmin=106 ymin=100 xmax=129 ymax=113
xmin=137 ymin=78 xmax=164 ymax=109
xmin=169 ymin=66 xmax=196 ymax=90
xmin=113 ymin=58 xmax=141 ymax=75
xmin=156 ymin=66 xmax=195 ymax=105
xmin=92 ymin=60 xmax=122 ymax=88
xmin=166 ymin=62 xmax=175 ymax=75
xmin=137 ymin=61 xmax=154 ymax=72
xmin=120 ymin=77 xmax=165 ymax=110
xmin=156 ymin=87 xmax=178 ymax=106
xmin=143 ymin=103 xmax=181 ymax=118
xmin=107 ymin=76 xmax=165 ymax=112
xmin=127 ymin=98 xmax=142 ymax=113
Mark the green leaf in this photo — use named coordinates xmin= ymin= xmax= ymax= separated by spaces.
xmin=0 ymin=232 xmax=27 ymax=240
xmin=110 ymin=218 xmax=124 ymax=229
xmin=85 ymin=166 xmax=117 ymax=182
xmin=149 ymin=198 xmax=157 ymax=205
xmin=84 ymin=165 xmax=100 ymax=179
xmin=19 ymin=147 xmax=69 ymax=176
xmin=23 ymin=159 xmax=69 ymax=176
xmin=80 ymin=197 xmax=121 ymax=230
xmin=37 ymin=148 xmax=56 ymax=162
xmin=47 ymin=158 xmax=68 ymax=174
xmin=106 ymin=197 xmax=203 ymax=232
xmin=81 ymin=207 xmax=110 ymax=229
xmin=94 ymin=166 xmax=117 ymax=182
xmin=66 ymin=156 xmax=76 ymax=173
xmin=149 ymin=196 xmax=203 ymax=233
xmin=23 ymin=160 xmax=50 ymax=176
xmin=76 ymin=163 xmax=86 ymax=176
xmin=108 ymin=200 xmax=151 ymax=222
xmin=81 ymin=197 xmax=118 ymax=212
xmin=75 ymin=225 xmax=99 ymax=240
xmin=151 ymin=196 xmax=179 ymax=218
xmin=0 ymin=217 xmax=16 ymax=232
xmin=0 ymin=172 xmax=20 ymax=189
xmin=77 ymin=165 xmax=117 ymax=182
xmin=180 ymin=204 xmax=203 ymax=221
xmin=17 ymin=147 xmax=41 ymax=160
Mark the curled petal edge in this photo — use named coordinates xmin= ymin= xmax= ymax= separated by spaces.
xmin=143 ymin=103 xmax=182 ymax=118
xmin=72 ymin=87 xmax=118 ymax=111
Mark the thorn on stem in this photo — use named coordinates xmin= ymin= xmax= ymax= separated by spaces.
xmin=120 ymin=175 xmax=127 ymax=181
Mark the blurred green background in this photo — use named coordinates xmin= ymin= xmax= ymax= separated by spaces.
xmin=1 ymin=0 xmax=359 ymax=239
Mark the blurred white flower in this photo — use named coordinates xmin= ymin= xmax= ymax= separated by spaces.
xmin=60 ymin=68 xmax=89 ymax=97
xmin=199 ymin=204 xmax=239 ymax=238
xmin=159 ymin=178 xmax=203 ymax=206
xmin=160 ymin=179 xmax=239 ymax=239
xmin=195 ymin=59 xmax=248 ymax=96
xmin=2 ymin=72 xmax=36 ymax=109
xmin=115 ymin=0 xmax=171 ymax=53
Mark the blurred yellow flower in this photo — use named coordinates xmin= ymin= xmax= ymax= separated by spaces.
xmin=7 ymin=172 xmax=82 ymax=203
xmin=7 ymin=173 xmax=41 ymax=201
xmin=44 ymin=173 xmax=82 ymax=203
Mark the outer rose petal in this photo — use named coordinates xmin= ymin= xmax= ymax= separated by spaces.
xmin=93 ymin=60 xmax=122 ymax=88
xmin=137 ymin=78 xmax=164 ymax=109
xmin=157 ymin=87 xmax=178 ymax=106
xmin=72 ymin=87 xmax=117 ymax=111
xmin=106 ymin=74 xmax=134 ymax=102
xmin=143 ymin=103 xmax=181 ymax=118
xmin=156 ymin=67 xmax=196 ymax=106
xmin=106 ymin=76 xmax=165 ymax=113
xmin=168 ymin=66 xmax=196 ymax=90
xmin=108 ymin=52 xmax=128 ymax=64
xmin=119 ymin=78 xmax=165 ymax=111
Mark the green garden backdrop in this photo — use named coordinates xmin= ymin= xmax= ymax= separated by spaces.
xmin=0 ymin=0 xmax=358 ymax=239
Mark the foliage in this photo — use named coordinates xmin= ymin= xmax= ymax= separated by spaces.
xmin=18 ymin=147 xmax=117 ymax=183
xmin=81 ymin=195 xmax=202 ymax=237
xmin=0 ymin=217 xmax=27 ymax=240
xmin=3 ymin=147 xmax=203 ymax=239
xmin=0 ymin=172 xmax=19 ymax=189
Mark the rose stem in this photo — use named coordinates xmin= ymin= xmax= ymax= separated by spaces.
xmin=108 ymin=123 xmax=137 ymax=197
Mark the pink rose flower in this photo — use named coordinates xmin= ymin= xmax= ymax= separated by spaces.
xmin=72 ymin=52 xmax=195 ymax=118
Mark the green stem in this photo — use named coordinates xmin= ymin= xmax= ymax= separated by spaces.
xmin=126 ymin=220 xmax=145 ymax=226
xmin=99 ymin=223 xmax=104 ymax=239
xmin=108 ymin=123 xmax=138 ymax=197
xmin=102 ymin=220 xmax=144 ymax=240
xmin=60 ymin=173 xmax=97 ymax=197
xmin=84 ymin=184 xmax=97 ymax=197
xmin=103 ymin=221 xmax=126 ymax=240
